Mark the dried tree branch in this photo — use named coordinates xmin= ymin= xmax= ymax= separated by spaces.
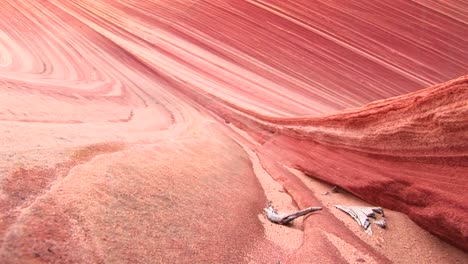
xmin=264 ymin=203 xmax=322 ymax=225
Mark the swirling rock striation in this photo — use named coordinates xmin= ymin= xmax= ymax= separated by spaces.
xmin=0 ymin=0 xmax=467 ymax=263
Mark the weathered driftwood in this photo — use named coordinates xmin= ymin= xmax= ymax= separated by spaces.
xmin=335 ymin=205 xmax=384 ymax=235
xmin=264 ymin=203 xmax=322 ymax=225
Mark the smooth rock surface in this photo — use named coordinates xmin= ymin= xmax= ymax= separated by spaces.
xmin=1 ymin=0 xmax=467 ymax=263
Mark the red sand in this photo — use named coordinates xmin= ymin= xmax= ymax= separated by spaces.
xmin=0 ymin=0 xmax=467 ymax=263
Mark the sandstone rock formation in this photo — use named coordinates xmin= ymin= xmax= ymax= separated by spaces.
xmin=0 ymin=0 xmax=467 ymax=263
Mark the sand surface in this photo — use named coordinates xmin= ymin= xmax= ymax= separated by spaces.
xmin=0 ymin=0 xmax=467 ymax=263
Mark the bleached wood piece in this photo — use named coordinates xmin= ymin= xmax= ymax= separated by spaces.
xmin=264 ymin=203 xmax=322 ymax=225
xmin=335 ymin=205 xmax=384 ymax=235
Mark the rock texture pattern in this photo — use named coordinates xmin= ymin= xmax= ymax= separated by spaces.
xmin=0 ymin=0 xmax=467 ymax=263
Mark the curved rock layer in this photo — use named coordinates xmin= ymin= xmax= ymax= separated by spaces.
xmin=0 ymin=0 xmax=467 ymax=263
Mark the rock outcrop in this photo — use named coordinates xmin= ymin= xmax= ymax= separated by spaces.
xmin=0 ymin=0 xmax=467 ymax=263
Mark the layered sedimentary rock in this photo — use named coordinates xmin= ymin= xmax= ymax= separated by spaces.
xmin=0 ymin=0 xmax=467 ymax=263
xmin=247 ymin=76 xmax=468 ymax=251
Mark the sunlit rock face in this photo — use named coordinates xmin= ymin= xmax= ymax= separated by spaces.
xmin=0 ymin=0 xmax=467 ymax=263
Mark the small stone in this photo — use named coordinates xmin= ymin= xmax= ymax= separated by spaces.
xmin=375 ymin=219 xmax=387 ymax=228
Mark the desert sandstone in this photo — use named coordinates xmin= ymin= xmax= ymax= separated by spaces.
xmin=0 ymin=1 xmax=467 ymax=263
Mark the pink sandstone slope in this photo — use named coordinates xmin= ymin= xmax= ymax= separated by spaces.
xmin=0 ymin=0 xmax=467 ymax=263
